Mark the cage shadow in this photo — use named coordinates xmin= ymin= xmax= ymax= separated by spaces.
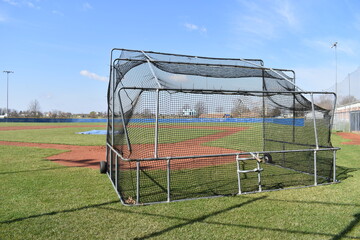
xmin=49 ymin=158 xmax=100 ymax=168
xmin=0 ymin=166 xmax=73 ymax=175
xmin=336 ymin=165 xmax=359 ymax=181
xmin=1 ymin=200 xmax=119 ymax=224
xmin=134 ymin=196 xmax=266 ymax=239
xmin=97 ymin=196 xmax=360 ymax=239
xmin=332 ymin=213 xmax=360 ymax=240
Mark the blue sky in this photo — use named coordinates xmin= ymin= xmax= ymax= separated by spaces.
xmin=0 ymin=0 xmax=359 ymax=113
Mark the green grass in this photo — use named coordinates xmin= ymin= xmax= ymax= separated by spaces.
xmin=0 ymin=125 xmax=219 ymax=146
xmin=1 ymin=130 xmax=359 ymax=239
xmin=204 ymin=123 xmax=263 ymax=151
xmin=0 ymin=122 xmax=106 ymax=127
xmin=0 ymin=127 xmax=107 ymax=146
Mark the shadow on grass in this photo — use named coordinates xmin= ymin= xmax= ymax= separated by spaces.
xmin=337 ymin=165 xmax=359 ymax=181
xmin=240 ymin=195 xmax=360 ymax=207
xmin=332 ymin=213 xmax=360 ymax=240
xmin=134 ymin=196 xmax=267 ymax=239
xmin=49 ymin=158 xmax=100 ymax=168
xmin=0 ymin=166 xmax=74 ymax=175
xmin=97 ymin=196 xmax=360 ymax=240
xmin=0 ymin=200 xmax=119 ymax=224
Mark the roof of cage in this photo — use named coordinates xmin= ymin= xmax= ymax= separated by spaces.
xmin=110 ymin=48 xmax=300 ymax=93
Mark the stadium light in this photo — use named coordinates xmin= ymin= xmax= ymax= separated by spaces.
xmin=3 ymin=70 xmax=14 ymax=117
xmin=331 ymin=42 xmax=338 ymax=98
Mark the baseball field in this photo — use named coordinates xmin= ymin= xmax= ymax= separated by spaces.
xmin=0 ymin=122 xmax=359 ymax=239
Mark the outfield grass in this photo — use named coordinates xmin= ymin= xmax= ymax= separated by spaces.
xmin=0 ymin=122 xmax=106 ymax=127
xmin=0 ymin=126 xmax=220 ymax=146
xmin=1 ymin=129 xmax=359 ymax=239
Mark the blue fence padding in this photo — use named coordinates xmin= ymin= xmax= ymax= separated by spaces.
xmin=129 ymin=118 xmax=305 ymax=126
xmin=1 ymin=117 xmax=304 ymax=126
xmin=0 ymin=118 xmax=107 ymax=123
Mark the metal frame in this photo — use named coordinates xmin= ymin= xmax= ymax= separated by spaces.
xmin=106 ymin=143 xmax=339 ymax=206
xmin=106 ymin=90 xmax=338 ymax=205
xmin=105 ymin=48 xmax=340 ymax=206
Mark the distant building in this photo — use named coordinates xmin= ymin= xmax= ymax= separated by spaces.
xmin=182 ymin=109 xmax=197 ymax=116
xmin=334 ymin=101 xmax=360 ymax=132
xmin=199 ymin=113 xmax=232 ymax=118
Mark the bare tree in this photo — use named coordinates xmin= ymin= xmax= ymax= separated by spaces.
xmin=315 ymin=95 xmax=334 ymax=110
xmin=215 ymin=106 xmax=224 ymax=113
xmin=231 ymin=98 xmax=250 ymax=117
xmin=340 ymin=95 xmax=358 ymax=106
xmin=50 ymin=110 xmax=72 ymax=118
xmin=28 ymin=99 xmax=42 ymax=117
xmin=142 ymin=108 xmax=153 ymax=118
xmin=194 ymin=101 xmax=207 ymax=117
xmin=268 ymin=107 xmax=282 ymax=117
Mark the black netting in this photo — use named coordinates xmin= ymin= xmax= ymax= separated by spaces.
xmin=106 ymin=49 xmax=337 ymax=205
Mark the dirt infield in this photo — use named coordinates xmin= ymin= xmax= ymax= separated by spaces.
xmin=0 ymin=125 xmax=106 ymax=131
xmin=335 ymin=132 xmax=360 ymax=145
xmin=0 ymin=125 xmax=248 ymax=170
xmin=0 ymin=141 xmax=106 ymax=169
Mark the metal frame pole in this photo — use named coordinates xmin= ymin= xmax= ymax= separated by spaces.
xmin=262 ymin=69 xmax=266 ymax=152
xmin=115 ymin=155 xmax=118 ymax=190
xmin=333 ymin=150 xmax=337 ymax=183
xmin=310 ymin=94 xmax=319 ymax=186
xmin=314 ymin=150 xmax=318 ymax=186
xmin=292 ymin=93 xmax=296 ymax=142
xmin=236 ymin=155 xmax=242 ymax=194
xmin=136 ymin=161 xmax=140 ymax=204
xmin=155 ymin=89 xmax=160 ymax=158
xmin=109 ymin=64 xmax=115 ymax=180
xmin=310 ymin=93 xmax=319 ymax=149
xmin=117 ymin=90 xmax=132 ymax=152
xmin=167 ymin=159 xmax=171 ymax=202
xmin=257 ymin=161 xmax=262 ymax=192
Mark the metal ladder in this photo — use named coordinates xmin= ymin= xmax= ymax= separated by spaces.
xmin=236 ymin=153 xmax=263 ymax=194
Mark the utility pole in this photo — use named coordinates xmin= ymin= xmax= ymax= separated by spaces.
xmin=348 ymin=73 xmax=350 ymax=101
xmin=3 ymin=70 xmax=14 ymax=117
xmin=331 ymin=42 xmax=338 ymax=98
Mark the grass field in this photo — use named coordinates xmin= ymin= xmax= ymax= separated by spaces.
xmin=1 ymin=123 xmax=359 ymax=239
xmin=0 ymin=122 xmax=220 ymax=146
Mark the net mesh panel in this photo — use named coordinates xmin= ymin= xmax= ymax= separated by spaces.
xmin=107 ymin=49 xmax=335 ymax=204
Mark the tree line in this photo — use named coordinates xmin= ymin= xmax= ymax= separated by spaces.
xmin=0 ymin=99 xmax=106 ymax=118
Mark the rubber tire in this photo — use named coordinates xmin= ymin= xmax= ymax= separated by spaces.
xmin=264 ymin=153 xmax=273 ymax=163
xmin=100 ymin=161 xmax=107 ymax=174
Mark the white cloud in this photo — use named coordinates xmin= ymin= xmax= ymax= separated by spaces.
xmin=276 ymin=0 xmax=298 ymax=27
xmin=303 ymin=39 xmax=332 ymax=51
xmin=52 ymin=10 xmax=64 ymax=16
xmin=237 ymin=16 xmax=276 ymax=39
xmin=3 ymin=0 xmax=39 ymax=8
xmin=184 ymin=23 xmax=207 ymax=33
xmin=25 ymin=1 xmax=34 ymax=8
xmin=233 ymin=0 xmax=300 ymax=39
xmin=2 ymin=0 xmax=19 ymax=6
xmin=185 ymin=23 xmax=198 ymax=30
xmin=82 ymin=2 xmax=92 ymax=10
xmin=80 ymin=70 xmax=107 ymax=82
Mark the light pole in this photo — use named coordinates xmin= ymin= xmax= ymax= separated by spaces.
xmin=3 ymin=70 xmax=14 ymax=117
xmin=331 ymin=42 xmax=338 ymax=97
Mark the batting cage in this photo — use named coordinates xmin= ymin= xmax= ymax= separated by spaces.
xmin=102 ymin=48 xmax=340 ymax=205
